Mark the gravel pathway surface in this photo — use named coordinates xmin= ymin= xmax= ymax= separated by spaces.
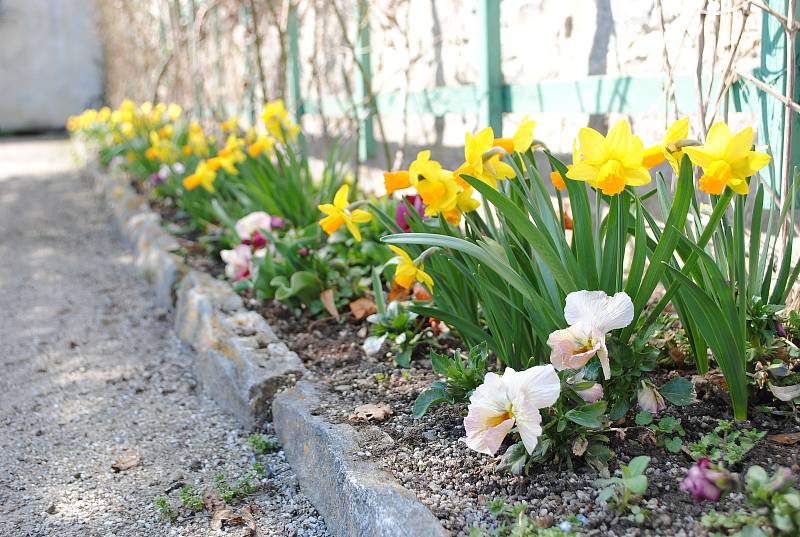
xmin=0 ymin=137 xmax=329 ymax=537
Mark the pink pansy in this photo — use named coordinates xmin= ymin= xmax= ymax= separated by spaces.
xmin=464 ymin=365 xmax=561 ymax=456
xmin=547 ymin=290 xmax=634 ymax=380
xmin=220 ymin=244 xmax=252 ymax=281
xmin=235 ymin=212 xmax=272 ymax=241
xmin=680 ymin=458 xmax=733 ymax=502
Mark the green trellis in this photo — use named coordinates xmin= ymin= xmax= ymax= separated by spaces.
xmin=285 ymin=0 xmax=799 ymax=198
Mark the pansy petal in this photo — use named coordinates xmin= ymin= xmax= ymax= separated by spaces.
xmin=514 ymin=408 xmax=544 ymax=454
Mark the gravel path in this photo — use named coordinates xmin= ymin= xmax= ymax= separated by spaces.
xmin=0 ymin=137 xmax=329 ymax=537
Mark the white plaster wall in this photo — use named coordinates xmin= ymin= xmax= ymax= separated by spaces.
xmin=0 ymin=0 xmax=104 ymax=131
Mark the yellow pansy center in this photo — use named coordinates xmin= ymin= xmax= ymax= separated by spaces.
xmin=596 ymin=160 xmax=626 ymax=195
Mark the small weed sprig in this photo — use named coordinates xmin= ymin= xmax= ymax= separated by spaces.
xmin=248 ymin=433 xmax=280 ymax=455
xmin=634 ymin=412 xmax=685 ymax=453
xmin=467 ymin=498 xmax=583 ymax=536
xmin=690 ymin=419 xmax=765 ymax=466
xmin=595 ymin=455 xmax=651 ymax=525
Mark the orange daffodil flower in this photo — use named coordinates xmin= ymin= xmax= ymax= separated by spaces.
xmin=683 ymin=122 xmax=770 ymax=195
xmin=383 ymin=170 xmax=412 ymax=195
xmin=567 ymin=119 xmax=651 ymax=195
xmin=388 ymin=245 xmax=434 ymax=289
xmin=318 ymin=184 xmax=372 ymax=242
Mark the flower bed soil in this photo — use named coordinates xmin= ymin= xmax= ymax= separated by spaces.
xmin=154 ymin=201 xmax=800 ymax=537
xmin=254 ymin=304 xmax=800 ymax=537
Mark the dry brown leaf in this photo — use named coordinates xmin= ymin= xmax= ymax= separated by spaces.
xmin=320 ymin=289 xmax=340 ymax=320
xmin=111 ymin=452 xmax=141 ymax=472
xmin=241 ymin=504 xmax=259 ymax=536
xmin=350 ymin=403 xmax=393 ymax=423
xmin=768 ymin=432 xmax=800 ymax=445
xmin=349 ymin=297 xmax=377 ymax=320
xmin=210 ymin=507 xmax=240 ymax=530
xmin=387 ymin=281 xmax=411 ymax=302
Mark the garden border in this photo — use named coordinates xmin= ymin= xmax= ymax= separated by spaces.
xmin=80 ymin=150 xmax=449 ymax=537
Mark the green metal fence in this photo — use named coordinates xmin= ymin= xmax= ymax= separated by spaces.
xmin=284 ymin=0 xmax=798 ymax=198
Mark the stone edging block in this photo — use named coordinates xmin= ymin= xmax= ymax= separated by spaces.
xmin=84 ymin=155 xmax=306 ymax=427
xmin=175 ymin=270 xmax=305 ymax=426
xmin=273 ymin=381 xmax=450 ymax=537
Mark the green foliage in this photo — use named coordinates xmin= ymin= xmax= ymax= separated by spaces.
xmin=247 ymin=222 xmax=390 ymax=316
xmin=384 ymin=153 xmax=699 ymax=415
xmin=364 ymin=300 xmax=433 ymax=367
xmin=595 ymin=455 xmax=650 ymax=521
xmin=154 ymin=497 xmax=178 ymax=522
xmin=635 ymin=412 xmax=686 ymax=453
xmin=689 ymin=420 xmax=766 ymax=466
xmin=179 ymin=485 xmax=204 ymax=512
xmin=413 ymin=342 xmax=490 ymax=418
xmin=704 ymin=466 xmax=800 ymax=536
xmin=248 ymin=433 xmax=280 ymax=455
xmin=214 ymin=467 xmax=261 ymax=504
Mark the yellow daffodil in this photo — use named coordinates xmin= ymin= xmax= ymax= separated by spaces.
xmin=207 ymin=155 xmax=238 ymax=175
xmin=187 ymin=122 xmax=209 ymax=157
xmin=443 ymin=186 xmax=481 ymax=225
xmin=643 ymin=117 xmax=691 ymax=173
xmin=318 ymin=184 xmax=372 ymax=241
xmin=388 ymin=245 xmax=434 ymax=289
xmin=463 ymin=128 xmax=515 ymax=189
xmin=494 ymin=116 xmax=537 ymax=154
xmin=409 ymin=150 xmax=440 ymax=185
xmin=567 ymin=119 xmax=651 ymax=195
xmin=262 ymin=100 xmax=300 ymax=143
xmin=221 ymin=116 xmax=239 ymax=133
xmin=247 ymin=134 xmax=275 ymax=157
xmin=417 ymin=169 xmax=460 ymax=217
xmin=683 ymin=122 xmax=770 ymax=195
xmin=384 ymin=170 xmax=412 ymax=194
xmin=218 ymin=135 xmax=246 ymax=164
xmin=145 ymin=147 xmax=157 ymax=160
xmin=183 ymin=161 xmax=217 ymax=193
xmin=167 ymin=103 xmax=182 ymax=122
xmin=158 ymin=124 xmax=174 ymax=139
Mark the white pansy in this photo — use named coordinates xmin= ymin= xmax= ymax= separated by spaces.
xmin=463 ymin=365 xmax=560 ymax=456
xmin=235 ymin=211 xmax=272 ymax=241
xmin=220 ymin=244 xmax=252 ymax=281
xmin=547 ymin=290 xmax=634 ymax=380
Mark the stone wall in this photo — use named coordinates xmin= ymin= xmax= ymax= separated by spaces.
xmin=93 ymin=0 xmax=762 ymax=175
xmin=0 ymin=0 xmax=104 ymax=132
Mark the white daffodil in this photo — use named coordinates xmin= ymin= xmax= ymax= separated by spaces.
xmin=235 ymin=211 xmax=272 ymax=241
xmin=547 ymin=290 xmax=634 ymax=380
xmin=463 ymin=365 xmax=561 ymax=456
xmin=220 ymin=244 xmax=252 ymax=282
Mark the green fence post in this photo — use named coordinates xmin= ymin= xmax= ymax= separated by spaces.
xmin=759 ymin=0 xmax=800 ymax=200
xmin=355 ymin=0 xmax=375 ymax=161
xmin=288 ymin=5 xmax=304 ymax=120
xmin=477 ymin=0 xmax=503 ymax=134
